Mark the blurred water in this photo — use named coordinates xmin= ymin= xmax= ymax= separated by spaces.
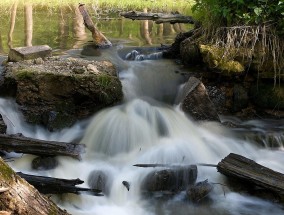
xmin=0 ymin=47 xmax=283 ymax=215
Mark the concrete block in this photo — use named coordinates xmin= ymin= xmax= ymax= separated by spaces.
xmin=8 ymin=45 xmax=52 ymax=62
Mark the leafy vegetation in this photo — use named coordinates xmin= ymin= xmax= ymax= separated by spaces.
xmin=191 ymin=0 xmax=284 ymax=82
xmin=192 ymin=0 xmax=284 ymax=34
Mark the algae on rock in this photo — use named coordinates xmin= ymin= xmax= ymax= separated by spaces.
xmin=199 ymin=44 xmax=245 ymax=74
xmin=0 ymin=57 xmax=123 ymax=131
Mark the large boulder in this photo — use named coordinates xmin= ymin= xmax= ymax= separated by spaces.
xmin=0 ymin=57 xmax=123 ymax=130
xmin=177 ymin=76 xmax=220 ymax=122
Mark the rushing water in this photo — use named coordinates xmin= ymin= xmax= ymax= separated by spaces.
xmin=0 ymin=4 xmax=283 ymax=214
xmin=1 ymin=45 xmax=284 ymax=215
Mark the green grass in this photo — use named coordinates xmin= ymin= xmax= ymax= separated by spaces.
xmin=0 ymin=0 xmax=193 ymax=13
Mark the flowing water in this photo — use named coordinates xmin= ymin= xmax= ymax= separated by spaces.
xmin=0 ymin=5 xmax=284 ymax=215
xmin=1 ymin=45 xmax=284 ymax=215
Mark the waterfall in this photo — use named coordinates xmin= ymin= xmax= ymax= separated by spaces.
xmin=1 ymin=48 xmax=284 ymax=215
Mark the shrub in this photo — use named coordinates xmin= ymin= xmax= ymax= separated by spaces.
xmin=191 ymin=0 xmax=284 ymax=83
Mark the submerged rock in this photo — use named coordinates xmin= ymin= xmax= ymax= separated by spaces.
xmin=186 ymin=179 xmax=214 ymax=202
xmin=0 ymin=114 xmax=6 ymax=134
xmin=178 ymin=77 xmax=220 ymax=122
xmin=141 ymin=165 xmax=197 ymax=193
xmin=32 ymin=156 xmax=58 ymax=170
xmin=88 ymin=170 xmax=111 ymax=195
xmin=0 ymin=57 xmax=123 ymax=130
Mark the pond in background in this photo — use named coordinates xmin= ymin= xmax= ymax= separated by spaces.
xmin=0 ymin=3 xmax=191 ymax=55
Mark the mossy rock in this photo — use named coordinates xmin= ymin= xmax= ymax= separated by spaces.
xmin=250 ymin=83 xmax=284 ymax=110
xmin=199 ymin=44 xmax=245 ymax=74
xmin=1 ymin=57 xmax=123 ymax=130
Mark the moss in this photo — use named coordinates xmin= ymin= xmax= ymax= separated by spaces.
xmin=219 ymin=60 xmax=244 ymax=73
xmin=97 ymin=74 xmax=112 ymax=87
xmin=0 ymin=158 xmax=15 ymax=182
xmin=199 ymin=44 xmax=244 ymax=73
xmin=15 ymin=69 xmax=36 ymax=80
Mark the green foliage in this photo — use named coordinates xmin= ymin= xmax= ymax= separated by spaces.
xmin=192 ymin=0 xmax=284 ymax=34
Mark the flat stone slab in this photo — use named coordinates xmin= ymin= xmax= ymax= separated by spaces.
xmin=8 ymin=45 xmax=52 ymax=62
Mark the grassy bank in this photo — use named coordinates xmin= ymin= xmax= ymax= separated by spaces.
xmin=0 ymin=0 xmax=193 ymax=13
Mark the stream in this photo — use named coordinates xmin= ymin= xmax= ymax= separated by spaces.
xmin=1 ymin=45 xmax=284 ymax=215
xmin=0 ymin=4 xmax=284 ymax=214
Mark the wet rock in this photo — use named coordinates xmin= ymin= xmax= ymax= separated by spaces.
xmin=233 ymin=84 xmax=249 ymax=112
xmin=141 ymin=165 xmax=197 ymax=193
xmin=0 ymin=57 xmax=123 ymax=131
xmin=178 ymin=77 xmax=220 ymax=122
xmin=32 ymin=156 xmax=58 ymax=170
xmin=8 ymin=45 xmax=52 ymax=62
xmin=163 ymin=30 xmax=194 ymax=59
xmin=88 ymin=170 xmax=111 ymax=195
xmin=180 ymin=38 xmax=202 ymax=65
xmin=0 ymin=114 xmax=6 ymax=134
xmin=250 ymin=83 xmax=284 ymax=110
xmin=186 ymin=179 xmax=214 ymax=203
xmin=122 ymin=181 xmax=130 ymax=191
xmin=206 ymin=85 xmax=228 ymax=114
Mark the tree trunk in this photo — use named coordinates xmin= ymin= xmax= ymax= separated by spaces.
xmin=217 ymin=153 xmax=284 ymax=194
xmin=0 ymin=134 xmax=85 ymax=159
xmin=8 ymin=0 xmax=18 ymax=49
xmin=24 ymin=3 xmax=33 ymax=47
xmin=0 ymin=158 xmax=69 ymax=214
xmin=78 ymin=4 xmax=111 ymax=48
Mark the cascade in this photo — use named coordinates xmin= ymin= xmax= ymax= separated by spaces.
xmin=0 ymin=48 xmax=284 ymax=215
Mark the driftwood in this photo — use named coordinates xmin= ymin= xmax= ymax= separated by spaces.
xmin=78 ymin=4 xmax=111 ymax=48
xmin=0 ymin=158 xmax=69 ymax=214
xmin=217 ymin=153 xmax=284 ymax=195
xmin=0 ymin=134 xmax=85 ymax=160
xmin=17 ymin=172 xmax=103 ymax=196
xmin=120 ymin=11 xmax=195 ymax=24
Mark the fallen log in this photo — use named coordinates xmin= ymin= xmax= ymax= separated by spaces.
xmin=0 ymin=158 xmax=69 ymax=214
xmin=120 ymin=11 xmax=195 ymax=24
xmin=0 ymin=134 xmax=85 ymax=160
xmin=217 ymin=153 xmax=284 ymax=195
xmin=78 ymin=4 xmax=112 ymax=48
xmin=17 ymin=172 xmax=103 ymax=196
